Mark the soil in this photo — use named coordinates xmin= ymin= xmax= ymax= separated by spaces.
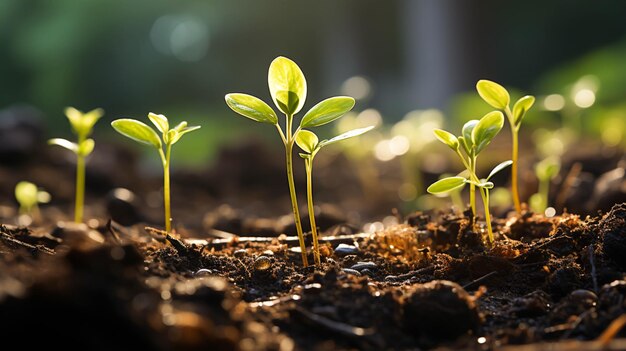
xmin=2 ymin=114 xmax=626 ymax=350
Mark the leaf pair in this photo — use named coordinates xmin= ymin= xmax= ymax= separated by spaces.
xmin=427 ymin=160 xmax=512 ymax=194
xmin=476 ymin=80 xmax=535 ymax=128
xmin=15 ymin=181 xmax=50 ymax=210
xmin=295 ymin=126 xmax=375 ymax=156
xmin=434 ymin=110 xmax=504 ymax=156
xmin=225 ymin=57 xmax=355 ymax=130
xmin=111 ymin=113 xmax=200 ymax=150
xmin=49 ymin=107 xmax=103 ymax=157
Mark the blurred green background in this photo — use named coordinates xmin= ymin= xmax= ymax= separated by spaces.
xmin=2 ymin=0 xmax=626 ymax=167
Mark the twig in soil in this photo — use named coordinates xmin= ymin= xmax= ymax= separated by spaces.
xmin=463 ymin=271 xmax=498 ymax=290
xmin=0 ymin=230 xmax=55 ymax=255
xmin=105 ymin=219 xmax=122 ymax=244
xmin=597 ymin=314 xmax=626 ymax=347
xmin=191 ymin=232 xmax=372 ymax=249
xmin=144 ymin=227 xmax=187 ymax=254
xmin=589 ymin=245 xmax=598 ymax=293
xmin=295 ymin=306 xmax=374 ymax=337
xmin=561 ymin=310 xmax=592 ymax=339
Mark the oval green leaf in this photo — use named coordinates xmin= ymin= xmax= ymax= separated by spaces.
xmin=111 ymin=119 xmax=162 ymax=149
xmin=225 ymin=93 xmax=278 ymax=125
xmin=461 ymin=120 xmax=479 ymax=155
xmin=15 ymin=181 xmax=38 ymax=208
xmin=78 ymin=138 xmax=95 ymax=157
xmin=535 ymin=156 xmax=561 ymax=181
xmin=472 ymin=111 xmax=504 ymax=154
xmin=487 ymin=160 xmax=513 ymax=181
xmin=148 ymin=112 xmax=169 ymax=133
xmin=48 ymin=138 xmax=78 ymax=154
xmin=80 ymin=108 xmax=104 ymax=135
xmin=512 ymin=95 xmax=535 ymax=127
xmin=318 ymin=125 xmax=375 ymax=148
xmin=169 ymin=125 xmax=200 ymax=145
xmin=427 ymin=176 xmax=467 ymax=194
xmin=476 ymin=80 xmax=510 ymax=109
xmin=268 ymin=56 xmax=307 ymax=115
xmin=300 ymin=96 xmax=355 ymax=128
xmin=295 ymin=130 xmax=319 ymax=154
xmin=433 ymin=129 xmax=459 ymax=150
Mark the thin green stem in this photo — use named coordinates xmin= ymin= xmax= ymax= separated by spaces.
xmin=505 ymin=106 xmax=522 ymax=214
xmin=538 ymin=177 xmax=549 ymax=212
xmin=479 ymin=187 xmax=494 ymax=243
xmin=305 ymin=157 xmax=321 ymax=266
xmin=160 ymin=146 xmax=172 ymax=233
xmin=75 ymin=154 xmax=85 ymax=223
xmin=469 ymin=156 xmax=477 ymax=216
xmin=285 ymin=114 xmax=308 ymax=267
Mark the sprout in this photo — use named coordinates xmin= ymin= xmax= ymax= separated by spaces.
xmin=111 ymin=113 xmax=200 ymax=233
xmin=225 ymin=56 xmax=356 ymax=267
xmin=476 ymin=80 xmax=535 ymax=214
xmin=427 ymin=111 xmax=509 ymax=243
xmin=14 ymin=181 xmax=50 ymax=225
xmin=529 ymin=156 xmax=561 ymax=214
xmin=49 ymin=107 xmax=103 ymax=223
xmin=296 ymin=126 xmax=374 ymax=265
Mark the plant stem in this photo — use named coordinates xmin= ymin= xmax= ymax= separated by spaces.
xmin=160 ymin=145 xmax=172 ymax=233
xmin=538 ymin=177 xmax=549 ymax=212
xmin=505 ymin=107 xmax=522 ymax=214
xmin=285 ymin=115 xmax=308 ymax=267
xmin=305 ymin=157 xmax=321 ymax=266
xmin=479 ymin=187 xmax=494 ymax=243
xmin=469 ymin=156 xmax=477 ymax=216
xmin=75 ymin=154 xmax=85 ymax=223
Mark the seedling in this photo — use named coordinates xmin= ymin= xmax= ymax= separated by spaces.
xmin=476 ymin=80 xmax=535 ymax=214
xmin=14 ymin=181 xmax=50 ymax=224
xmin=529 ymin=156 xmax=561 ymax=214
xmin=295 ymin=126 xmax=374 ymax=265
xmin=225 ymin=56 xmax=355 ymax=267
xmin=49 ymin=107 xmax=103 ymax=223
xmin=427 ymin=111 xmax=508 ymax=243
xmin=111 ymin=113 xmax=200 ymax=233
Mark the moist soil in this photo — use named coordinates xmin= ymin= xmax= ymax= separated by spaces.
xmin=2 ymin=203 xmax=626 ymax=350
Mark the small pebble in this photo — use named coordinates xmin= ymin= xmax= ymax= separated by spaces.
xmin=254 ymin=256 xmax=271 ymax=271
xmin=233 ymin=249 xmax=247 ymax=258
xmin=569 ymin=289 xmax=598 ymax=303
xmin=351 ymin=261 xmax=377 ymax=271
xmin=361 ymin=268 xmax=373 ymax=276
xmin=341 ymin=268 xmax=362 ymax=276
xmin=334 ymin=243 xmax=359 ymax=256
xmin=262 ymin=249 xmax=274 ymax=256
xmin=385 ymin=275 xmax=398 ymax=282
xmin=195 ymin=269 xmax=212 ymax=276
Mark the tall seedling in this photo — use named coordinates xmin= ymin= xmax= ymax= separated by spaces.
xmin=49 ymin=107 xmax=103 ymax=223
xmin=111 ymin=113 xmax=200 ymax=232
xmin=225 ymin=56 xmax=355 ymax=266
xmin=476 ymin=80 xmax=535 ymax=214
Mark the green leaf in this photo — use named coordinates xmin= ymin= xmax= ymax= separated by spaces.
xmin=487 ymin=160 xmax=513 ymax=181
xmin=48 ymin=138 xmax=78 ymax=154
xmin=461 ymin=120 xmax=478 ymax=155
xmin=512 ymin=95 xmax=535 ymax=127
xmin=427 ymin=177 xmax=467 ymax=194
xmin=15 ymin=181 xmax=38 ymax=208
xmin=78 ymin=138 xmax=95 ymax=157
xmin=65 ymin=107 xmax=103 ymax=137
xmin=148 ymin=112 xmax=169 ymax=133
xmin=318 ymin=125 xmax=375 ymax=148
xmin=476 ymin=80 xmax=510 ymax=109
xmin=433 ymin=129 xmax=459 ymax=150
xmin=169 ymin=125 xmax=201 ymax=145
xmin=81 ymin=108 xmax=104 ymax=134
xmin=111 ymin=119 xmax=162 ymax=149
xmin=225 ymin=93 xmax=278 ymax=124
xmin=475 ymin=181 xmax=494 ymax=189
xmin=535 ymin=156 xmax=561 ymax=181
xmin=268 ymin=56 xmax=307 ymax=115
xmin=300 ymin=96 xmax=355 ymax=128
xmin=295 ymin=130 xmax=319 ymax=154
xmin=471 ymin=111 xmax=504 ymax=154
xmin=173 ymin=121 xmax=188 ymax=132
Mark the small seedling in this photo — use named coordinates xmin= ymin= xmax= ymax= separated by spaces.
xmin=427 ymin=111 xmax=508 ymax=243
xmin=225 ymin=56 xmax=355 ymax=267
xmin=49 ymin=107 xmax=103 ymax=223
xmin=111 ymin=113 xmax=200 ymax=233
xmin=295 ymin=126 xmax=374 ymax=265
xmin=529 ymin=156 xmax=561 ymax=214
xmin=14 ymin=181 xmax=50 ymax=225
xmin=476 ymin=80 xmax=535 ymax=214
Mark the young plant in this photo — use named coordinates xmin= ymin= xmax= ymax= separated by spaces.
xmin=476 ymin=80 xmax=535 ymax=214
xmin=529 ymin=156 xmax=561 ymax=214
xmin=111 ymin=113 xmax=200 ymax=233
xmin=225 ymin=56 xmax=355 ymax=267
xmin=15 ymin=181 xmax=50 ymax=225
xmin=427 ymin=111 xmax=507 ymax=243
xmin=49 ymin=107 xmax=103 ymax=223
xmin=295 ymin=126 xmax=374 ymax=265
